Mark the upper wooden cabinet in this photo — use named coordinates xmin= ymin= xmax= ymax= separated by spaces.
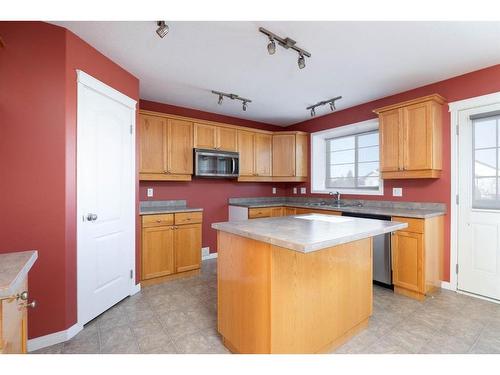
xmin=139 ymin=110 xmax=308 ymax=182
xmin=237 ymin=131 xmax=272 ymax=180
xmin=374 ymin=94 xmax=445 ymax=179
xmin=194 ymin=123 xmax=237 ymax=152
xmin=139 ymin=114 xmax=193 ymax=181
xmin=272 ymin=132 xmax=308 ymax=181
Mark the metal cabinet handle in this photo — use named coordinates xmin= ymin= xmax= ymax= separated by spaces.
xmin=86 ymin=213 xmax=98 ymax=221
xmin=156 ymin=219 xmax=162 ymax=223
xmin=20 ymin=300 xmax=36 ymax=309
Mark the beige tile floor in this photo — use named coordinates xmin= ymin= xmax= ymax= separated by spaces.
xmin=33 ymin=258 xmax=500 ymax=354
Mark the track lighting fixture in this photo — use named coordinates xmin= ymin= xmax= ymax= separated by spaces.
xmin=258 ymin=27 xmax=311 ymax=70
xmin=156 ymin=21 xmax=169 ymax=38
xmin=307 ymin=96 xmax=342 ymax=117
xmin=267 ymin=36 xmax=276 ymax=55
xmin=212 ymin=90 xmax=252 ymax=112
xmin=298 ymin=52 xmax=305 ymax=69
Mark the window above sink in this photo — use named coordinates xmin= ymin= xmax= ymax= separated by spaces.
xmin=310 ymin=118 xmax=384 ymax=196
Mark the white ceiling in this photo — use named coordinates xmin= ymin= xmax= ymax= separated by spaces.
xmin=52 ymin=21 xmax=500 ymax=126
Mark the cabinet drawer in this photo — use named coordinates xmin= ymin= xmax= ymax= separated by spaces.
xmin=174 ymin=211 xmax=203 ymax=225
xmin=248 ymin=207 xmax=272 ymax=218
xmin=392 ymin=216 xmax=424 ymax=233
xmin=142 ymin=214 xmax=174 ymax=228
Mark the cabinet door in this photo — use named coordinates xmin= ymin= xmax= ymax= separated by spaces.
xmin=254 ymin=134 xmax=272 ymax=176
xmin=283 ymin=207 xmax=297 ymax=216
xmin=217 ymin=127 xmax=238 ymax=152
xmin=194 ymin=123 xmax=216 ymax=149
xmin=248 ymin=207 xmax=272 ymax=218
xmin=142 ymin=226 xmax=175 ymax=280
xmin=272 ymin=134 xmax=296 ymax=177
xmin=403 ymin=102 xmax=431 ymax=171
xmin=271 ymin=207 xmax=283 ymax=217
xmin=167 ymin=119 xmax=193 ymax=174
xmin=174 ymin=224 xmax=202 ymax=273
xmin=0 ymin=279 xmax=27 ymax=353
xmin=379 ymin=109 xmax=402 ymax=172
xmin=238 ymin=130 xmax=255 ymax=176
xmin=295 ymin=133 xmax=308 ymax=177
xmin=139 ymin=115 xmax=167 ymax=174
xmin=391 ymin=231 xmax=423 ymax=293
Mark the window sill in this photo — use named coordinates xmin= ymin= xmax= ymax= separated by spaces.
xmin=311 ymin=188 xmax=384 ymax=196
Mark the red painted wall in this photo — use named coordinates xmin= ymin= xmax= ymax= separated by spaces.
xmin=0 ymin=22 xmax=68 ymax=340
xmin=139 ymin=100 xmax=288 ymax=254
xmin=287 ymin=64 xmax=500 ymax=281
xmin=0 ymin=21 xmax=139 ymax=339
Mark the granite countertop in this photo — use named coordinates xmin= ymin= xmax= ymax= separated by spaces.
xmin=140 ymin=199 xmax=203 ymax=216
xmin=229 ymin=200 xmax=445 ymax=219
xmin=0 ymin=250 xmax=38 ymax=298
xmin=212 ymin=214 xmax=407 ymax=253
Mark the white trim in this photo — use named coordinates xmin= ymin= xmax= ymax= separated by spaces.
xmin=27 ymin=322 xmax=83 ymax=352
xmin=130 ymin=283 xmax=141 ymax=296
xmin=449 ymin=90 xmax=500 ymax=294
xmin=76 ymin=70 xmax=136 ymax=109
xmin=310 ymin=118 xmax=383 ymax=196
xmin=76 ymin=70 xmax=137 ymax=327
xmin=202 ymin=252 xmax=218 ymax=261
xmin=457 ymin=289 xmax=500 ymax=305
xmin=440 ymin=281 xmax=454 ymax=291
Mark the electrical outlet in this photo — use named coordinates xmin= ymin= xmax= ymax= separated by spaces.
xmin=147 ymin=188 xmax=154 ymax=197
xmin=392 ymin=187 xmax=403 ymax=197
xmin=293 ymin=187 xmax=297 ymax=194
xmin=300 ymin=187 xmax=307 ymax=194
xmin=272 ymin=187 xmax=277 ymax=194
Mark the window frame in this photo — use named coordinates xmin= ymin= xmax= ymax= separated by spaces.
xmin=310 ymin=118 xmax=383 ymax=196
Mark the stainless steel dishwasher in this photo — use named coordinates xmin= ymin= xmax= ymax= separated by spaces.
xmin=342 ymin=212 xmax=393 ymax=288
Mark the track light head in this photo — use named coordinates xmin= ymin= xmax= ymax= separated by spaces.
xmin=310 ymin=108 xmax=316 ymax=117
xmin=298 ymin=53 xmax=305 ymax=69
xmin=242 ymin=101 xmax=248 ymax=111
xmin=267 ymin=37 xmax=276 ymax=55
xmin=329 ymin=101 xmax=336 ymax=111
xmin=218 ymin=94 xmax=223 ymax=105
xmin=156 ymin=21 xmax=169 ymax=38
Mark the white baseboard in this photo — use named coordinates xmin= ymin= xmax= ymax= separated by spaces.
xmin=441 ymin=281 xmax=454 ymax=291
xmin=27 ymin=322 xmax=83 ymax=352
xmin=202 ymin=252 xmax=218 ymax=261
xmin=130 ymin=282 xmax=141 ymax=295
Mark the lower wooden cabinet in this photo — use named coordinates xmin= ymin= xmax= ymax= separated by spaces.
xmin=141 ymin=212 xmax=202 ymax=283
xmin=391 ymin=215 xmax=443 ymax=300
xmin=1 ymin=279 xmax=28 ymax=354
xmin=249 ymin=206 xmax=341 ymax=219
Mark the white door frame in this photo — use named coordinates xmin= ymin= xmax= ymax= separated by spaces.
xmin=76 ymin=70 xmax=138 ymax=328
xmin=449 ymin=91 xmax=500 ymax=297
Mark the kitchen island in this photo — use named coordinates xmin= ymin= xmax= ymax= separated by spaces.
xmin=211 ymin=214 xmax=407 ymax=354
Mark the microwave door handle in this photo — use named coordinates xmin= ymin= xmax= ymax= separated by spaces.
xmin=231 ymin=158 xmax=235 ymax=174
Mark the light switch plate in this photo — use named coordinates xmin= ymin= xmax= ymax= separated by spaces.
xmin=300 ymin=187 xmax=307 ymax=194
xmin=272 ymin=187 xmax=277 ymax=194
xmin=293 ymin=187 xmax=297 ymax=194
xmin=147 ymin=188 xmax=154 ymax=197
xmin=392 ymin=187 xmax=403 ymax=197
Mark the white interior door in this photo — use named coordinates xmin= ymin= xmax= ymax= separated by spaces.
xmin=77 ymin=71 xmax=136 ymax=325
xmin=458 ymin=103 xmax=500 ymax=301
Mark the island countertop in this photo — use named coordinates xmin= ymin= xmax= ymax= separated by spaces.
xmin=212 ymin=214 xmax=407 ymax=253
xmin=0 ymin=250 xmax=38 ymax=298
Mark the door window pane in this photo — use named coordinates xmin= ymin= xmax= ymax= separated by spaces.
xmin=473 ymin=115 xmax=500 ymax=209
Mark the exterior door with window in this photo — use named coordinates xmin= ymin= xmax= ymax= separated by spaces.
xmin=458 ymin=110 xmax=500 ymax=301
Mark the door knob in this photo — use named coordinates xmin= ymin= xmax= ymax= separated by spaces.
xmin=86 ymin=213 xmax=98 ymax=221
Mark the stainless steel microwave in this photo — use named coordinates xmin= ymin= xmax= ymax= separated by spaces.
xmin=194 ymin=148 xmax=239 ymax=178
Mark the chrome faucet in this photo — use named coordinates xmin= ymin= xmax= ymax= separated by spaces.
xmin=329 ymin=191 xmax=341 ymax=205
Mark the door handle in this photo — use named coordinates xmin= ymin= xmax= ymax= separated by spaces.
xmin=86 ymin=213 xmax=98 ymax=221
